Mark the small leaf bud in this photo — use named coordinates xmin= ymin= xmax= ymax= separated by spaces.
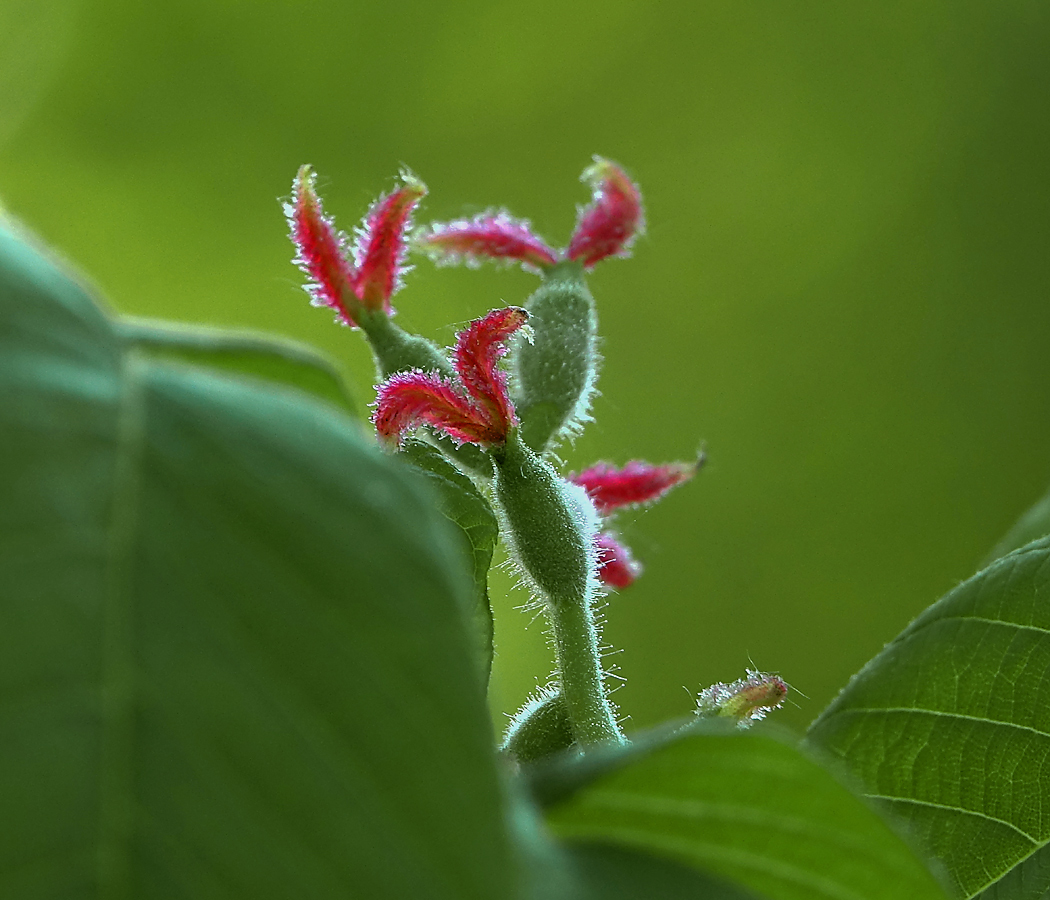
xmin=695 ymin=669 xmax=788 ymax=727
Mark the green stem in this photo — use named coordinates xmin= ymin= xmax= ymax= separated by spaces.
xmin=549 ymin=591 xmax=624 ymax=746
xmin=358 ymin=311 xmax=452 ymax=379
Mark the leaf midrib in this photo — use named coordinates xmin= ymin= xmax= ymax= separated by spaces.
xmin=97 ymin=346 xmax=148 ymax=898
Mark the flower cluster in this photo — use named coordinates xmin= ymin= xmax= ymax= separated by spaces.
xmin=285 ymin=156 xmax=785 ymax=752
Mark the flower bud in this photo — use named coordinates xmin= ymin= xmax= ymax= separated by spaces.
xmin=695 ymin=669 xmax=788 ymax=727
xmin=511 ymin=261 xmax=599 ymax=453
xmin=501 ymin=688 xmax=575 ymax=762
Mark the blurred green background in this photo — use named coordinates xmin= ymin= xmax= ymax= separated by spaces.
xmin=3 ymin=0 xmax=1049 ymax=734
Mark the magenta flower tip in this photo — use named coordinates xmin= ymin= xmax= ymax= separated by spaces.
xmin=595 ymin=532 xmax=643 ymax=589
xmin=566 ymin=157 xmax=645 ymax=269
xmin=569 ymin=458 xmax=698 ymax=514
xmin=372 ymin=370 xmax=504 ymax=449
xmin=372 ymin=307 xmax=528 ymax=450
xmin=286 ymin=165 xmax=360 ymax=327
xmin=418 ymin=211 xmax=558 ymax=274
xmin=453 ymin=306 xmax=528 ymax=436
xmin=352 ymin=171 xmax=428 ymax=313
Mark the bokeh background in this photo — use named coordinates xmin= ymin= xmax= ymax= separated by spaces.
xmin=3 ymin=0 xmax=1049 ymax=734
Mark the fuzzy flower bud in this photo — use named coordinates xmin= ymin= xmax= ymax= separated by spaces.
xmin=286 ymin=166 xmax=360 ymax=326
xmin=567 ymin=157 xmax=645 ymax=269
xmin=352 ymin=172 xmax=427 ymax=311
xmin=418 ymin=211 xmax=558 ymax=274
xmin=695 ymin=669 xmax=788 ymax=727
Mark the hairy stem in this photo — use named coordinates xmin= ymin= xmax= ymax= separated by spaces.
xmin=548 ymin=592 xmax=623 ymax=746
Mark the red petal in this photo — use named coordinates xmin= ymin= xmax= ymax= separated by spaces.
xmin=285 ymin=166 xmax=360 ymax=326
xmin=595 ymin=532 xmax=642 ymax=589
xmin=569 ymin=459 xmax=697 ymax=514
xmin=452 ymin=307 xmax=528 ymax=439
xmin=418 ymin=212 xmax=558 ymax=273
xmin=567 ymin=157 xmax=645 ymax=269
xmin=372 ymin=371 xmax=500 ymax=447
xmin=352 ymin=172 xmax=427 ymax=312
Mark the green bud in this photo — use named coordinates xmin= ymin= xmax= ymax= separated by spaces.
xmin=502 ymin=689 xmax=575 ymax=762
xmin=493 ymin=431 xmax=596 ymax=606
xmin=511 ymin=261 xmax=599 ymax=453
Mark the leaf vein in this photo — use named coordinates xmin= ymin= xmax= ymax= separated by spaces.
xmin=864 ymin=794 xmax=1038 ymax=843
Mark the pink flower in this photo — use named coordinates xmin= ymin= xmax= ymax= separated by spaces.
xmin=286 ymin=166 xmax=426 ymax=327
xmin=569 ymin=458 xmax=699 ymax=514
xmin=417 ymin=212 xmax=558 ymax=273
xmin=373 ymin=307 xmax=528 ymax=448
xmin=594 ymin=533 xmax=643 ymax=589
xmin=567 ymin=157 xmax=645 ymax=269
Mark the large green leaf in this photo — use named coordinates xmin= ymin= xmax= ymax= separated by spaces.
xmin=983 ymin=487 xmax=1050 ymax=567
xmin=117 ymin=317 xmax=359 ymax=419
xmin=538 ymin=722 xmax=950 ymax=900
xmin=0 ymin=218 xmax=512 ymax=898
xmin=398 ymin=439 xmax=499 ymax=679
xmin=807 ymin=536 xmax=1050 ymax=899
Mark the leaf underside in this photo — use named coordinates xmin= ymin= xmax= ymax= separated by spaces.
xmin=0 ymin=219 xmax=512 ymax=899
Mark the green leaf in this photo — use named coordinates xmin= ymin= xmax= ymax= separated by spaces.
xmin=807 ymin=536 xmax=1050 ymax=899
xmin=0 ymin=218 xmax=513 ymax=898
xmin=565 ymin=843 xmax=762 ymax=900
xmin=540 ymin=722 xmax=951 ymax=900
xmin=507 ymin=770 xmax=760 ymax=900
xmin=398 ymin=439 xmax=499 ymax=679
xmin=983 ymin=486 xmax=1050 ymax=567
xmin=118 ymin=317 xmax=360 ymax=419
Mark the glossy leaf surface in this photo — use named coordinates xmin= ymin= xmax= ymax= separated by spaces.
xmin=984 ymin=487 xmax=1050 ymax=567
xmin=542 ymin=724 xmax=950 ymax=900
xmin=808 ymin=537 xmax=1050 ymax=899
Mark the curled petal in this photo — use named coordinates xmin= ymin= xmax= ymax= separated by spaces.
xmin=352 ymin=171 xmax=427 ymax=312
xmin=372 ymin=371 xmax=502 ymax=448
xmin=696 ymin=669 xmax=788 ymax=727
xmin=453 ymin=307 xmax=528 ymax=437
xmin=418 ymin=212 xmax=558 ymax=273
xmin=569 ymin=457 xmax=699 ymax=514
xmin=567 ymin=157 xmax=645 ymax=269
xmin=285 ymin=165 xmax=360 ymax=326
xmin=595 ymin=532 xmax=642 ymax=589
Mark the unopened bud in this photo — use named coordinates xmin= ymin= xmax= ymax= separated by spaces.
xmin=695 ymin=669 xmax=788 ymax=727
xmin=502 ymin=688 xmax=575 ymax=762
xmin=511 ymin=261 xmax=599 ymax=453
